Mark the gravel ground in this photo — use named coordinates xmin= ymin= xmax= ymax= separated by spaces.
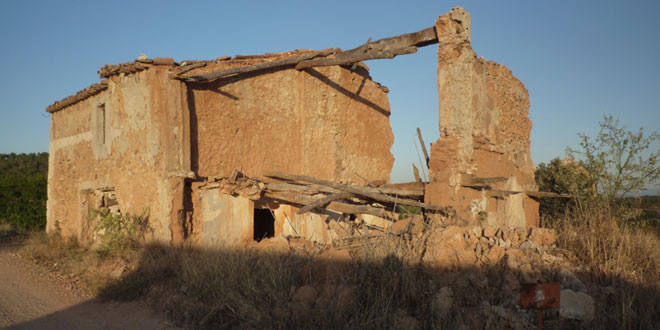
xmin=0 ymin=244 xmax=179 ymax=330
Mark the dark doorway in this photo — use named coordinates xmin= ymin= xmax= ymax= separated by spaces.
xmin=253 ymin=208 xmax=275 ymax=242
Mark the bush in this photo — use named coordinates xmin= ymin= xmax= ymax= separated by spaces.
xmin=535 ymin=157 xmax=595 ymax=221
xmin=93 ymin=209 xmax=150 ymax=255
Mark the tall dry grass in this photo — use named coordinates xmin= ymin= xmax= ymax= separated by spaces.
xmin=546 ymin=199 xmax=660 ymax=328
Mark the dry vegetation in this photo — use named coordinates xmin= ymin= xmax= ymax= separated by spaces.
xmin=14 ymin=205 xmax=659 ymax=329
xmin=545 ymin=201 xmax=660 ymax=329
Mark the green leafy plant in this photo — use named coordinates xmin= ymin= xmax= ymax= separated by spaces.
xmin=567 ymin=115 xmax=660 ymax=201
xmin=535 ymin=157 xmax=596 ymax=220
xmin=92 ymin=209 xmax=150 ymax=253
xmin=477 ymin=210 xmax=487 ymax=222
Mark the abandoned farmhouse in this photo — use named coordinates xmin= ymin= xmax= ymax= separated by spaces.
xmin=46 ymin=8 xmax=541 ymax=247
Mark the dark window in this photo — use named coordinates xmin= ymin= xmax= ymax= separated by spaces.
xmin=98 ymin=103 xmax=106 ymax=144
xmin=253 ymin=209 xmax=275 ymax=242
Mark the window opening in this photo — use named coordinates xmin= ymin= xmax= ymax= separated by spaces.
xmin=99 ymin=103 xmax=106 ymax=144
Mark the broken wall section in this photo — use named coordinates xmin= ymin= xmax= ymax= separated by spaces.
xmin=426 ymin=8 xmax=539 ymax=227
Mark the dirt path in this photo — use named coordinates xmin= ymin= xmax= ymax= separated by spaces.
xmin=0 ymin=245 xmax=179 ymax=330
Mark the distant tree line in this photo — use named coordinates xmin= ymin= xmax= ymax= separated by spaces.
xmin=0 ymin=152 xmax=48 ymax=230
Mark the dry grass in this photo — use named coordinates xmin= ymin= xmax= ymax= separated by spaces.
xmin=95 ymin=229 xmax=533 ymax=329
xmin=12 ymin=208 xmax=660 ymax=329
xmin=547 ymin=200 xmax=660 ymax=329
xmin=20 ymin=231 xmax=140 ymax=294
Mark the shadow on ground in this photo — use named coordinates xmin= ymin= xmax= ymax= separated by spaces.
xmin=6 ymin=300 xmax=177 ymax=330
xmin=12 ymin=242 xmax=657 ymax=329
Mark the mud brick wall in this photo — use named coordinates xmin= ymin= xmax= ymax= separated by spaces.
xmin=425 ymin=8 xmax=539 ymax=227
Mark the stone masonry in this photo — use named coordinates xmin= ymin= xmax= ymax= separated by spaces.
xmin=46 ymin=7 xmax=538 ymax=248
xmin=426 ymin=8 xmax=539 ymax=227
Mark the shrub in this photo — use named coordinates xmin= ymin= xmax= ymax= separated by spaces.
xmin=92 ymin=209 xmax=150 ymax=254
xmin=535 ymin=157 xmax=595 ymax=221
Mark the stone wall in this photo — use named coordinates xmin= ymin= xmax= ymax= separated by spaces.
xmin=48 ymin=52 xmax=394 ymax=246
xmin=188 ymin=58 xmax=393 ymax=184
xmin=48 ymin=7 xmax=539 ymax=247
xmin=425 ymin=8 xmax=539 ymax=227
xmin=185 ymin=56 xmax=394 ymax=246
xmin=47 ymin=66 xmax=190 ymax=242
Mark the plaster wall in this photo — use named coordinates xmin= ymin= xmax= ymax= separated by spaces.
xmin=47 ymin=67 xmax=189 ymax=242
xmin=188 ymin=62 xmax=393 ymax=184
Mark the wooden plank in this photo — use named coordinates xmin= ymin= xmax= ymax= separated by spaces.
xmin=416 ymin=127 xmax=430 ymax=167
xmin=265 ymin=182 xmax=342 ymax=195
xmin=380 ymin=182 xmax=425 ymax=194
xmin=173 ymin=62 xmax=207 ymax=77
xmin=295 ymin=26 xmax=438 ymax=70
xmin=295 ymin=46 xmax=418 ymax=70
xmin=412 ymin=164 xmax=421 ymax=183
xmin=485 ymin=190 xmax=572 ymax=199
xmin=297 ymin=192 xmax=353 ymax=214
xmin=267 ymin=178 xmax=422 ymax=198
xmin=461 ymin=175 xmax=509 ymax=189
xmin=525 ymin=191 xmax=572 ymax=199
xmin=367 ymin=185 xmax=423 ymax=198
xmin=264 ymin=171 xmax=451 ymax=214
xmin=487 ymin=189 xmax=521 ymax=198
xmin=264 ymin=191 xmax=390 ymax=219
xmin=179 ymin=48 xmax=337 ymax=82
xmin=178 ymin=26 xmax=438 ymax=81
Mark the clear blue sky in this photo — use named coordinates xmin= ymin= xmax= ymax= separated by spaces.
xmin=1 ymin=0 xmax=658 ymax=183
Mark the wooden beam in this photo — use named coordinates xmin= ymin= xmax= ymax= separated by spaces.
xmin=297 ymin=192 xmax=353 ymax=214
xmin=178 ymin=48 xmax=337 ymax=82
xmin=295 ymin=26 xmax=438 ymax=70
xmin=412 ymin=164 xmax=421 ymax=183
xmin=173 ymin=62 xmax=206 ymax=77
xmin=485 ymin=190 xmax=573 ymax=199
xmin=295 ymin=46 xmax=418 ymax=70
xmin=264 ymin=191 xmax=390 ymax=219
xmin=265 ymin=182 xmax=340 ymax=195
xmin=416 ymin=127 xmax=430 ymax=167
xmin=267 ymin=178 xmax=423 ymax=198
xmin=379 ymin=182 xmax=425 ymax=194
xmin=525 ymin=191 xmax=572 ymax=199
xmin=461 ymin=175 xmax=509 ymax=189
xmin=487 ymin=189 xmax=521 ymax=198
xmin=264 ymin=171 xmax=451 ymax=214
xmin=177 ymin=26 xmax=438 ymax=82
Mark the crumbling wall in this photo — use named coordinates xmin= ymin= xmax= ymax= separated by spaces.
xmin=47 ymin=65 xmax=190 ymax=242
xmin=185 ymin=55 xmax=394 ymax=246
xmin=188 ymin=54 xmax=394 ymax=184
xmin=426 ymin=8 xmax=539 ymax=227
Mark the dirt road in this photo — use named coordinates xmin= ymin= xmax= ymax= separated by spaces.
xmin=0 ymin=245 xmax=178 ymax=329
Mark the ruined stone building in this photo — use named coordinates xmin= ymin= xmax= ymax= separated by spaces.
xmin=46 ymin=7 xmax=539 ymax=247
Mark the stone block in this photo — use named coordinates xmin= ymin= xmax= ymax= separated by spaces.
xmin=560 ymin=289 xmax=594 ymax=321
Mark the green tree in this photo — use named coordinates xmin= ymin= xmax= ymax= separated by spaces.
xmin=0 ymin=153 xmax=48 ymax=230
xmin=535 ymin=158 xmax=595 ymax=219
xmin=567 ymin=115 xmax=660 ymax=201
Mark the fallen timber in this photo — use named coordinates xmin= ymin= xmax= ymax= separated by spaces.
xmin=264 ymin=191 xmax=390 ymax=219
xmin=203 ymin=171 xmax=452 ymax=221
xmin=264 ymin=171 xmax=452 ymax=215
xmin=458 ymin=175 xmax=572 ymax=199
